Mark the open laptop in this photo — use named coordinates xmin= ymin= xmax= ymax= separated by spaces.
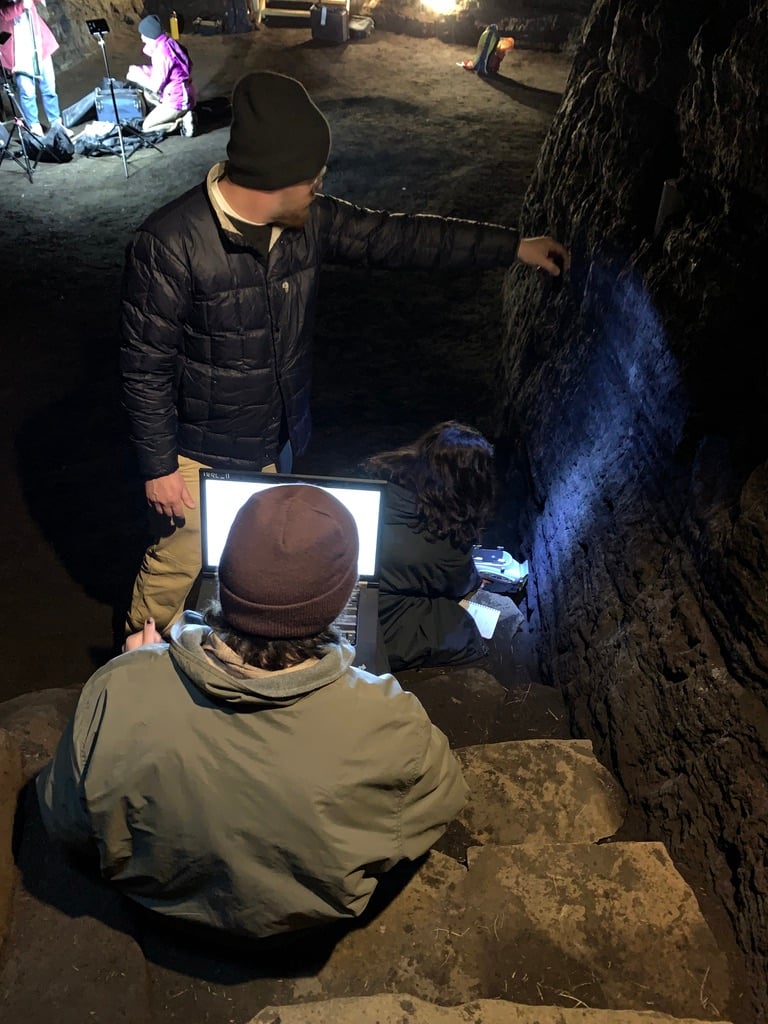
xmin=197 ymin=469 xmax=389 ymax=674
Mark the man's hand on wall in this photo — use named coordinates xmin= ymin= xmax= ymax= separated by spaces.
xmin=517 ymin=236 xmax=570 ymax=276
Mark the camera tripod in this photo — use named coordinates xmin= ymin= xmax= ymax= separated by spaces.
xmin=86 ymin=18 xmax=160 ymax=177
xmin=0 ymin=50 xmax=60 ymax=182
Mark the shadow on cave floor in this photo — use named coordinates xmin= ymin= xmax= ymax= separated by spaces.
xmin=477 ymin=70 xmax=564 ymax=115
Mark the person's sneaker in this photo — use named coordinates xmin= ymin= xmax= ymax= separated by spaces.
xmin=30 ymin=123 xmax=44 ymax=136
xmin=180 ymin=110 xmax=196 ymax=138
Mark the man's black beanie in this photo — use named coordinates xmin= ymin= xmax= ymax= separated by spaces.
xmin=226 ymin=72 xmax=331 ymax=191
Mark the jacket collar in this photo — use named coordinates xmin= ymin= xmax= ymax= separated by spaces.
xmin=168 ymin=611 xmax=356 ymax=707
xmin=206 ymin=162 xmax=284 ymax=250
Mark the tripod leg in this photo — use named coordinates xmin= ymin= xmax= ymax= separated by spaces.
xmin=114 ymin=121 xmax=129 ymax=178
xmin=121 ymin=121 xmax=163 ymax=153
xmin=0 ymin=73 xmax=40 ymax=181
xmin=0 ymin=120 xmax=36 ymax=183
xmin=95 ymin=38 xmax=130 ymax=177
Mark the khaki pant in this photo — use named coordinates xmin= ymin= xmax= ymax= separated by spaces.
xmin=127 ymin=449 xmax=289 ymax=635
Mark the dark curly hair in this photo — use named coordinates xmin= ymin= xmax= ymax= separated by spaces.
xmin=364 ymin=421 xmax=496 ymax=550
xmin=203 ymin=603 xmax=341 ymax=671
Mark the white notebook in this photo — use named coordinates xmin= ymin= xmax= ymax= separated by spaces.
xmin=459 ymin=594 xmax=501 ymax=639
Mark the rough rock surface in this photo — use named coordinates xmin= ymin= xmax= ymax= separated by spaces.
xmin=249 ymin=997 xmax=729 ymax=1024
xmin=231 ymin=838 xmax=729 ymax=1017
xmin=0 ymin=683 xmax=731 ymax=1024
xmin=0 ymin=731 xmax=22 ymax=958
xmin=497 ymin=2 xmax=768 ymax=1021
xmin=357 ymin=0 xmax=593 ymax=52
xmin=454 ymin=737 xmax=626 ymax=845
xmin=0 ymin=688 xmax=80 ymax=782
xmin=37 ymin=0 xmax=143 ymax=71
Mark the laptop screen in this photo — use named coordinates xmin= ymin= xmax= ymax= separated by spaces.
xmin=199 ymin=470 xmax=386 ymax=580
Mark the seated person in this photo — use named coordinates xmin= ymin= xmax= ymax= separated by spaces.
xmin=126 ymin=15 xmax=196 ymax=137
xmin=363 ymin=421 xmax=523 ymax=671
xmin=36 ymin=484 xmax=467 ymax=940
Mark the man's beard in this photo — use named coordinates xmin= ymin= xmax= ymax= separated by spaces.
xmin=274 ymin=206 xmax=311 ymax=229
xmin=272 ymin=193 xmax=315 ymax=230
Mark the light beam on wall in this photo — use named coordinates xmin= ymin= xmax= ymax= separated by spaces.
xmin=533 ymin=265 xmax=687 ymax=582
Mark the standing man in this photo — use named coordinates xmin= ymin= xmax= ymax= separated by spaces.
xmin=0 ymin=0 xmax=66 ymax=136
xmin=126 ymin=14 xmax=196 ymax=137
xmin=121 ymin=70 xmax=570 ymax=636
xmin=37 ymin=485 xmax=468 ymax=940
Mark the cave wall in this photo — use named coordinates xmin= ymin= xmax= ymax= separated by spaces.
xmin=37 ymin=0 xmax=143 ymax=71
xmin=360 ymin=0 xmax=593 ymax=50
xmin=497 ymin=0 xmax=767 ymax=1020
xmin=42 ymin=0 xmax=592 ymax=59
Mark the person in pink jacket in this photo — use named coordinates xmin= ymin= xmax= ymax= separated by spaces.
xmin=126 ymin=14 xmax=196 ymax=137
xmin=0 ymin=0 xmax=66 ymax=136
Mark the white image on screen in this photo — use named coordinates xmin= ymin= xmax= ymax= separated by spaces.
xmin=203 ymin=480 xmax=381 ymax=577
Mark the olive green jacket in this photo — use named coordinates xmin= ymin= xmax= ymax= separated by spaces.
xmin=36 ymin=614 xmax=467 ymax=938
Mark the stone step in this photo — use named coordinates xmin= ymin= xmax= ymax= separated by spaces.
xmin=453 ymin=739 xmax=626 ymax=845
xmin=281 ymin=842 xmax=729 ymax=1020
xmin=0 ymin=701 xmax=730 ymax=1024
xmin=249 ymin=993 xmax=734 ymax=1023
xmin=400 ymin=666 xmax=572 ymax=746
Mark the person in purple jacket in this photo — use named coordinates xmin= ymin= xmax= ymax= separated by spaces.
xmin=126 ymin=14 xmax=196 ymax=137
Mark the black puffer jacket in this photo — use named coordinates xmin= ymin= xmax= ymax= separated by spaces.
xmin=378 ymin=483 xmax=486 ymax=671
xmin=120 ymin=181 xmax=520 ymax=479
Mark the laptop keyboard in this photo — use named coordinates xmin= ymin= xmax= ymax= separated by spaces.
xmin=332 ymin=582 xmax=360 ymax=645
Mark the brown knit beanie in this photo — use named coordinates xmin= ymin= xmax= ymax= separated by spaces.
xmin=218 ymin=485 xmax=359 ymax=638
xmin=226 ymin=72 xmax=331 ymax=191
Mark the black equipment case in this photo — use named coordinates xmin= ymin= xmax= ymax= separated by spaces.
xmin=95 ymin=80 xmax=144 ymax=122
xmin=192 ymin=15 xmax=223 ymax=34
xmin=310 ymin=1 xmax=349 ymax=42
xmin=61 ymin=88 xmax=97 ymax=128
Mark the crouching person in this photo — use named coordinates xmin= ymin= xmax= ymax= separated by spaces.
xmin=36 ymin=484 xmax=467 ymax=940
xmin=126 ymin=15 xmax=196 ymax=137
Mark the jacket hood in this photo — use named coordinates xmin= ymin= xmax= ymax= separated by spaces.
xmin=169 ymin=612 xmax=355 ymax=708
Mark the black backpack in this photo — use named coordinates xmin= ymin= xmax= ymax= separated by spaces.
xmin=25 ymin=123 xmax=75 ymax=164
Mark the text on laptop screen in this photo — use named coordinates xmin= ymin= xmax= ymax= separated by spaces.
xmin=201 ymin=475 xmax=383 ymax=579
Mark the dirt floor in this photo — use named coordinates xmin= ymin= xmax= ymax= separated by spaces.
xmin=0 ymin=23 xmax=571 ymax=704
